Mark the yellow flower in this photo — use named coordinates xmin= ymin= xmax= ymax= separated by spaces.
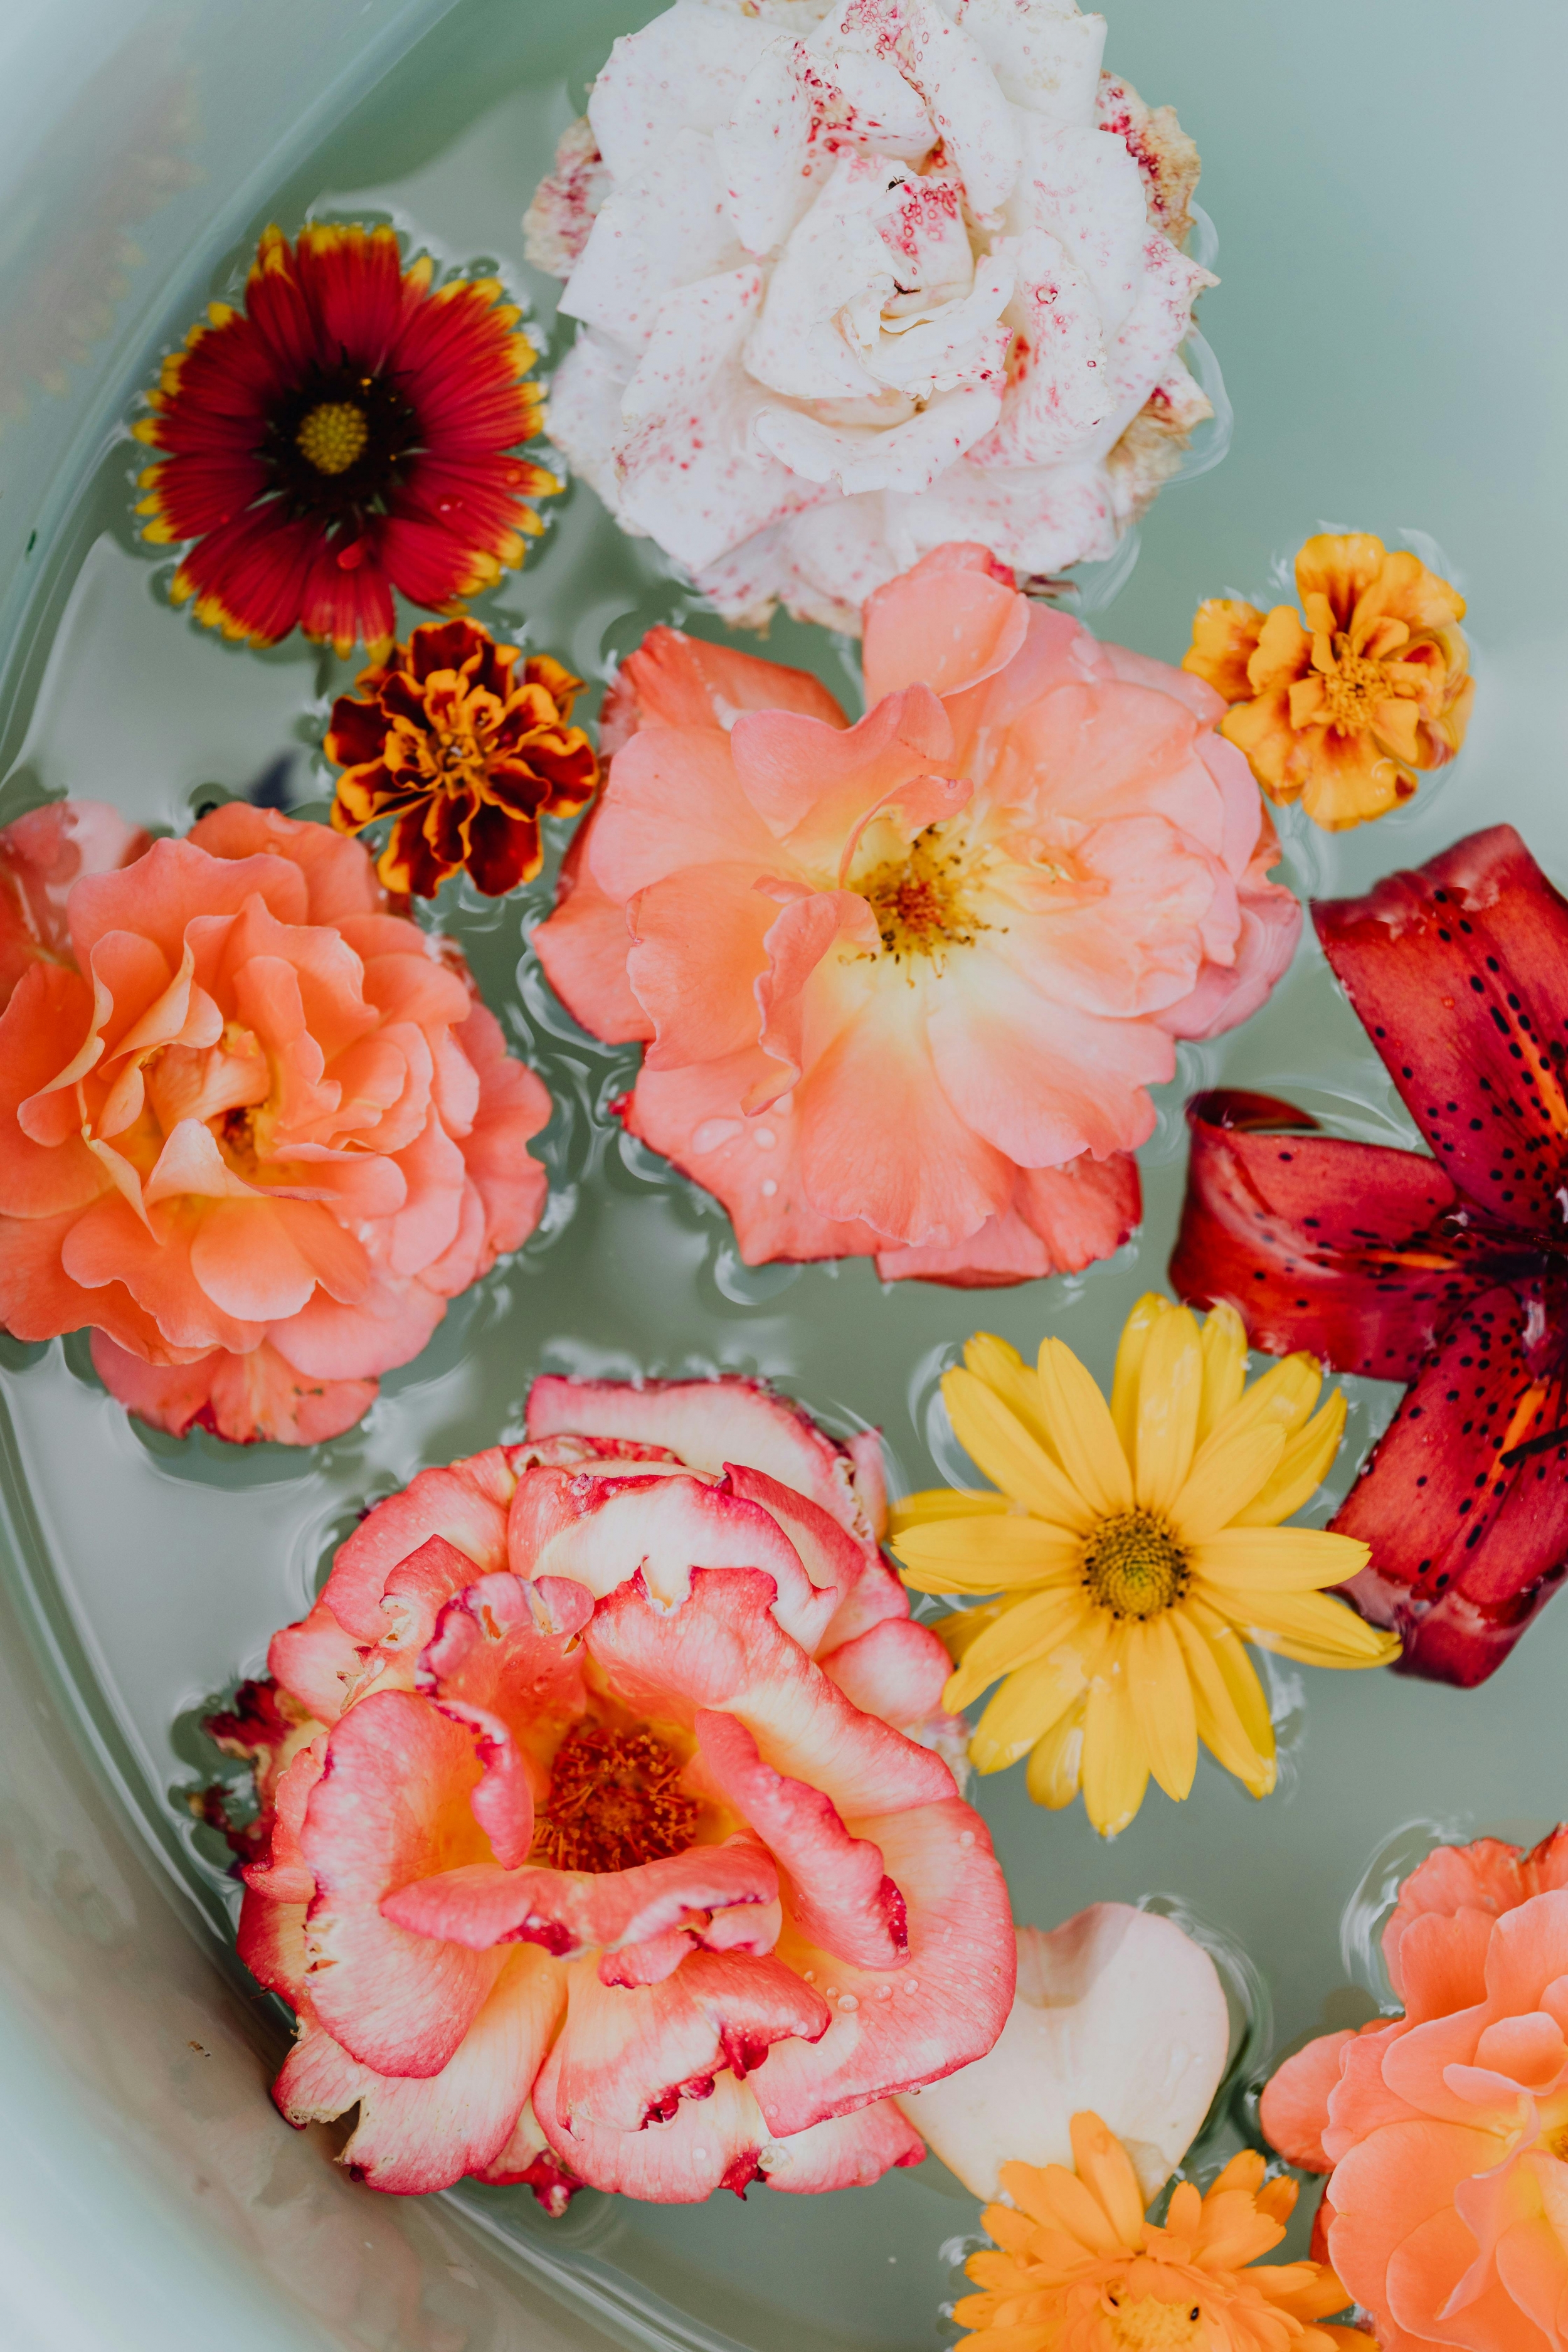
xmin=953 ymin=2111 xmax=1370 ymax=2352
xmin=1183 ymin=532 xmax=1473 ymax=830
xmin=890 ymin=1295 xmax=1397 ymax=1837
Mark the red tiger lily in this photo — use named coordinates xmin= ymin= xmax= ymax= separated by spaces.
xmin=1170 ymin=824 xmax=1568 ymax=1688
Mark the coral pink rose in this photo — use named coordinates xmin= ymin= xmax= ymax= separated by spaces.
xmin=536 ymin=543 xmax=1299 ymax=1286
xmin=0 ymin=798 xmax=549 ymax=1444
xmin=220 ymin=1374 xmax=1014 ymax=2203
xmin=1262 ymin=1829 xmax=1568 ymax=2350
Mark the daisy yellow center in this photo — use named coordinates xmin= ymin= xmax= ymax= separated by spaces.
xmin=1320 ymin=636 xmax=1387 ymax=733
xmin=297 ymin=400 xmax=370 ymax=476
xmin=532 ymin=1722 xmax=697 ymax=1873
xmin=1103 ymin=2289 xmax=1205 ymax=2349
xmin=1080 ymin=1509 xmax=1190 ymax=1621
xmin=861 ymin=827 xmax=982 ymax=965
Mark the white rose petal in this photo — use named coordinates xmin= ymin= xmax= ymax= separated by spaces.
xmin=534 ymin=0 xmax=1219 ymax=630
xmin=894 ymin=1903 xmax=1231 ymax=2203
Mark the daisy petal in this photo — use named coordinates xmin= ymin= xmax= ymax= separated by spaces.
xmin=894 ymin=1513 xmax=1081 ymax=1596
xmin=1179 ymin=1599 xmax=1277 ymax=1773
xmin=1126 ymin=1615 xmax=1197 ymax=1803
xmin=1169 ymin=1417 xmax=1286 ymax=1544
xmin=1081 ymin=1628 xmax=1148 ymax=1837
xmin=945 ymin=1586 xmax=1091 ymax=1712
xmin=888 ymin=1486 xmax=1011 ymax=1534
xmin=1224 ymin=1586 xmax=1400 ymax=1668
xmin=1232 ymin=1392 xmax=1347 ymax=1527
xmin=963 ymin=1332 xmax=1058 ymax=1460
xmin=943 ymin=1367 xmax=1096 ymax=1530
xmin=972 ymin=1623 xmax=1104 ymax=1774
xmin=1196 ymin=1300 xmax=1248 ymax=1442
xmin=1037 ymin=1337 xmax=1133 ymax=1516
xmin=1110 ymin=1292 xmax=1165 ymax=1458
xmin=1025 ymin=1702 xmax=1086 ymax=1808
xmin=1191 ymin=1525 xmax=1369 ymax=1593
xmin=1132 ymin=1303 xmax=1203 ymax=1513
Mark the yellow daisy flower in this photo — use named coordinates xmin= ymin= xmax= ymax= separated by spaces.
xmin=890 ymin=1294 xmax=1399 ymax=1837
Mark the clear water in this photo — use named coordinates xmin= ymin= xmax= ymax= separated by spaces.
xmin=3 ymin=2 xmax=1567 ymax=2348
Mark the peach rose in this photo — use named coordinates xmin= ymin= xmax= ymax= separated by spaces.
xmin=0 ymin=799 xmax=549 ymax=1444
xmin=217 ymin=1375 xmax=1014 ymax=2201
xmin=536 ymin=542 xmax=1299 ymax=1285
xmin=1262 ymin=1828 xmax=1568 ymax=2350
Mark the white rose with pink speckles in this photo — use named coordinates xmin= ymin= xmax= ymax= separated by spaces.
xmin=524 ymin=0 xmax=1219 ymax=632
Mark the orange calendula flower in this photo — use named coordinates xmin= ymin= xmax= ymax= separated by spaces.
xmin=954 ymin=2112 xmax=1369 ymax=2352
xmin=134 ymin=223 xmax=559 ymax=655
xmin=326 ymin=618 xmax=600 ymax=898
xmin=1184 ymin=533 xmax=1473 ymax=831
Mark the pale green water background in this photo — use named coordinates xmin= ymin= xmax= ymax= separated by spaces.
xmin=1 ymin=2 xmax=1567 ymax=2347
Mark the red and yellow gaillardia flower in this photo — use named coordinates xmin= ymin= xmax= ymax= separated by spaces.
xmin=326 ymin=618 xmax=600 ymax=898
xmin=954 ymin=2111 xmax=1368 ymax=2352
xmin=134 ymin=223 xmax=558 ymax=655
xmin=1184 ymin=532 xmax=1473 ymax=832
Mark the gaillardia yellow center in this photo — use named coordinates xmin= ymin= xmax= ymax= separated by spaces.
xmin=297 ymin=399 xmax=370 ymax=476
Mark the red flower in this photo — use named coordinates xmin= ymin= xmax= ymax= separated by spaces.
xmin=326 ymin=618 xmax=599 ymax=897
xmin=134 ymin=223 xmax=558 ymax=655
xmin=1170 ymin=825 xmax=1568 ymax=1689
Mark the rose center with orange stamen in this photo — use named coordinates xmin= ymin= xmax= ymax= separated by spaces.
xmin=532 ymin=1722 xmax=698 ymax=1872
xmin=1539 ymin=2121 xmax=1568 ymax=2163
xmin=1320 ymin=637 xmax=1389 ymax=733
xmin=1102 ymin=2289 xmax=1205 ymax=2349
xmin=297 ymin=401 xmax=371 ymax=477
xmin=860 ymin=827 xmax=983 ymax=966
xmin=1080 ymin=1508 xmax=1190 ymax=1621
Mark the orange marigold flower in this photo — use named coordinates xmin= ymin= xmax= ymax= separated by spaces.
xmin=326 ymin=618 xmax=600 ymax=898
xmin=134 ymin=223 xmax=559 ymax=655
xmin=953 ymin=2112 xmax=1369 ymax=2352
xmin=1183 ymin=532 xmax=1473 ymax=831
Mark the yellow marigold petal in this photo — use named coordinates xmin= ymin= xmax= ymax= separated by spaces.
xmin=1069 ymin=2114 xmax=1145 ymax=2249
xmin=1232 ymin=1391 xmax=1347 ymax=1525
xmin=1000 ymin=2157 xmax=1125 ymax=2252
xmin=1294 ymin=532 xmax=1387 ymax=632
xmin=1196 ymin=1300 xmax=1248 ymax=1442
xmin=1190 ymin=1524 xmax=1367 ymax=1594
xmin=1246 ymin=602 xmax=1314 ymax=691
xmin=1255 ymin=2176 xmax=1300 ymax=2228
xmin=1110 ymin=1291 xmax=1167 ymax=1458
xmin=887 ymin=1486 xmax=1011 ymax=1534
xmin=1165 ymin=2180 xmax=1204 ymax=2243
xmin=1350 ymin=545 xmax=1466 ymax=640
xmin=1221 ymin=686 xmax=1308 ymax=800
xmin=944 ymin=1585 xmax=1089 ymax=1712
xmin=1026 ymin=1700 xmax=1086 ymax=1808
xmin=1298 ymin=723 xmax=1412 ymax=830
xmin=973 ymin=2208 xmax=1037 ymax=2257
xmin=942 ymin=1367 xmax=1096 ymax=1530
xmin=1182 ymin=597 xmax=1266 ymax=703
xmin=1037 ymin=1336 xmax=1133 ymax=1516
xmin=893 ymin=1513 xmax=1081 ymax=1596
xmin=1126 ymin=1613 xmax=1197 ymax=1801
xmin=1131 ymin=1303 xmax=1203 ymax=1513
xmin=1081 ymin=1628 xmax=1149 ymax=1836
xmin=964 ymin=1330 xmax=1059 ymax=1459
xmin=1371 ymin=695 xmax=1424 ymax=764
xmin=971 ymin=1624 xmax=1100 ymax=1773
xmin=1170 ymin=1417 xmax=1286 ymax=1544
xmin=1176 ymin=1601 xmax=1276 ymax=1786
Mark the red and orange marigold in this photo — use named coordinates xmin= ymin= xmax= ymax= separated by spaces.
xmin=134 ymin=223 xmax=558 ymax=655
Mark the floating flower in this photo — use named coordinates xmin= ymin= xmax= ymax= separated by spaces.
xmin=217 ymin=1375 xmax=1014 ymax=2201
xmin=134 ymin=223 xmax=558 ymax=655
xmin=898 ymin=1902 xmax=1228 ymax=2202
xmin=526 ymin=0 xmax=1217 ymax=631
xmin=0 ymin=800 xmax=549 ymax=1444
xmin=1262 ymin=1827 xmax=1568 ymax=2352
xmin=535 ymin=543 xmax=1298 ymax=1286
xmin=891 ymin=1295 xmax=1396 ymax=1836
xmin=1184 ymin=533 xmax=1473 ymax=831
xmin=953 ymin=2111 xmax=1367 ymax=2352
xmin=325 ymin=618 xmax=600 ymax=898
xmin=1172 ymin=825 xmax=1568 ymax=1689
